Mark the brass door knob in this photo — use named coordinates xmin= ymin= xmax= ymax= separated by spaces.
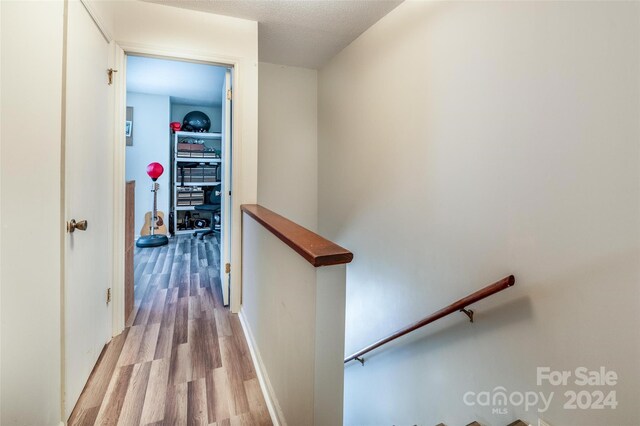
xmin=67 ymin=219 xmax=88 ymax=233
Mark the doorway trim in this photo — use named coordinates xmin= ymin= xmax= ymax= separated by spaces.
xmin=111 ymin=43 xmax=245 ymax=335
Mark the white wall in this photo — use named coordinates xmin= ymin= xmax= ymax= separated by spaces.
xmin=258 ymin=62 xmax=318 ymax=230
xmin=318 ymin=1 xmax=640 ymax=425
xmin=126 ymin=92 xmax=170 ymax=237
xmin=0 ymin=1 xmax=65 ymax=424
xmin=171 ymin=104 xmax=222 ymax=134
xmin=241 ymin=213 xmax=346 ymax=426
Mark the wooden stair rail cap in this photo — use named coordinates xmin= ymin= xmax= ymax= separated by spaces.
xmin=241 ymin=204 xmax=353 ymax=267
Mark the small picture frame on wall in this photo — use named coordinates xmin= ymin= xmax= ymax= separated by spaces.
xmin=126 ymin=106 xmax=134 ymax=146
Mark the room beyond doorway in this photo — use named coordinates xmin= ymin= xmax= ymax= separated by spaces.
xmin=124 ymin=54 xmax=233 ymax=322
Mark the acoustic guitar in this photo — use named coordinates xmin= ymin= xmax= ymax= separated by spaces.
xmin=140 ymin=182 xmax=168 ymax=236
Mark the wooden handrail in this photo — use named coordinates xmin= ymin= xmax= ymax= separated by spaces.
xmin=241 ymin=204 xmax=353 ymax=267
xmin=344 ymin=275 xmax=515 ymax=364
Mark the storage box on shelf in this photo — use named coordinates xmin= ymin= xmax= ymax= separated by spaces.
xmin=172 ymin=131 xmax=222 ymax=235
xmin=176 ymin=187 xmax=205 ymax=206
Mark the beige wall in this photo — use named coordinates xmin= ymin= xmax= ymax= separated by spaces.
xmin=258 ymin=62 xmax=318 ymax=230
xmin=248 ymin=62 xmax=329 ymax=425
xmin=241 ymin=213 xmax=346 ymax=426
xmin=319 ymin=1 xmax=640 ymax=425
xmin=0 ymin=1 xmax=65 ymax=424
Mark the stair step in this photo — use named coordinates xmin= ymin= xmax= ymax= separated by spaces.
xmin=446 ymin=421 xmax=529 ymax=426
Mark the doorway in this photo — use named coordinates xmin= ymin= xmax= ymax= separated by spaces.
xmin=67 ymin=50 xmax=273 ymax=424
xmin=123 ymin=54 xmax=233 ymax=324
xmin=61 ymin=2 xmax=257 ymax=422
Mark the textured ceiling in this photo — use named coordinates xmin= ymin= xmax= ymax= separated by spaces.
xmin=127 ymin=55 xmax=227 ymax=106
xmin=144 ymin=0 xmax=403 ymax=69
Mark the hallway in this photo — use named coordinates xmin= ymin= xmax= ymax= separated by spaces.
xmin=69 ymin=236 xmax=272 ymax=426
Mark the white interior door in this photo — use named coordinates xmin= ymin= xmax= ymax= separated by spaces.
xmin=220 ymin=69 xmax=232 ymax=305
xmin=64 ymin=1 xmax=113 ymax=417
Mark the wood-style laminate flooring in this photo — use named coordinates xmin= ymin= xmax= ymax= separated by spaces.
xmin=69 ymin=236 xmax=272 ymax=426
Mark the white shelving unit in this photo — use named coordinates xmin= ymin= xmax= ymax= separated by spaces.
xmin=172 ymin=131 xmax=223 ymax=236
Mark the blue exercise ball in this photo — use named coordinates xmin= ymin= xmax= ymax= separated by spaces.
xmin=182 ymin=111 xmax=211 ymax=132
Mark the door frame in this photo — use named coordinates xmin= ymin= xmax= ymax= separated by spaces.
xmin=110 ymin=45 xmax=244 ymax=334
xmin=63 ymin=1 xmax=248 ymax=420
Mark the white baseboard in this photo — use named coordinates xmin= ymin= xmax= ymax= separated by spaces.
xmin=238 ymin=310 xmax=286 ymax=426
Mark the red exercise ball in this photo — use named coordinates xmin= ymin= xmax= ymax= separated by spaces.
xmin=146 ymin=162 xmax=164 ymax=181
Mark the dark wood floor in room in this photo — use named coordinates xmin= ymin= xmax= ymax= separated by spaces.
xmin=69 ymin=236 xmax=272 ymax=426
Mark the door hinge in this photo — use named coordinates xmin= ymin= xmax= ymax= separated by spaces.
xmin=226 ymin=89 xmax=232 ymax=101
xmin=225 ymin=263 xmax=231 ymax=274
xmin=107 ymin=68 xmax=118 ymax=85
xmin=106 ymin=288 xmax=112 ymax=304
